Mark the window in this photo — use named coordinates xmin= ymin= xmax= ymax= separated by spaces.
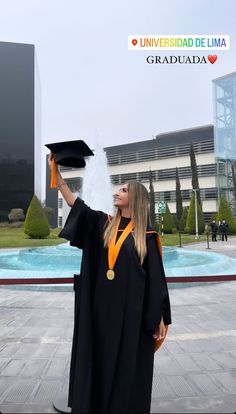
xmin=107 ymin=139 xmax=214 ymax=165
xmin=111 ymin=163 xmax=216 ymax=186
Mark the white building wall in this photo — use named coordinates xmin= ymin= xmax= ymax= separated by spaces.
xmin=106 ymin=153 xmax=215 ymax=175
xmin=168 ymin=200 xmax=217 ymax=214
xmin=58 ymin=147 xmax=217 ymax=225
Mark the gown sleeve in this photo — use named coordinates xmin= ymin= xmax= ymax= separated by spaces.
xmin=143 ymin=233 xmax=171 ymax=331
xmin=58 ymin=197 xmax=107 ymax=249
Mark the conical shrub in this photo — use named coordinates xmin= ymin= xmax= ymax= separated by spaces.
xmin=162 ymin=203 xmax=175 ymax=233
xmin=185 ymin=193 xmax=205 ymax=234
xmin=24 ymin=195 xmax=50 ymax=238
xmin=216 ymin=194 xmax=236 ymax=234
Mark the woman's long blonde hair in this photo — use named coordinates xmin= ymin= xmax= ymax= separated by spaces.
xmin=103 ymin=181 xmax=149 ymax=264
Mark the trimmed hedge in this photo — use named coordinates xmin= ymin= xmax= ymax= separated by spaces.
xmin=185 ymin=193 xmax=205 ymax=234
xmin=216 ymin=194 xmax=236 ymax=234
xmin=24 ymin=195 xmax=50 ymax=239
xmin=162 ymin=203 xmax=175 ymax=233
xmin=8 ymin=208 xmax=25 ymax=222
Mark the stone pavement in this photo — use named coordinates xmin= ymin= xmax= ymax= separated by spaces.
xmin=0 ymin=280 xmax=236 ymax=413
xmin=184 ymin=234 xmax=236 ymax=259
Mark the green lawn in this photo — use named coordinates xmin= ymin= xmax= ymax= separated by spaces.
xmin=160 ymin=232 xmax=206 ymax=246
xmin=0 ymin=226 xmax=205 ymax=249
xmin=0 ymin=227 xmax=67 ymax=248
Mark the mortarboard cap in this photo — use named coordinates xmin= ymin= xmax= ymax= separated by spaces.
xmin=45 ymin=139 xmax=94 ymax=189
xmin=45 ymin=140 xmax=94 ymax=168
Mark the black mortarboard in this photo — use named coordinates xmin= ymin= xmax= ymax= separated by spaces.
xmin=45 ymin=139 xmax=94 ymax=189
xmin=45 ymin=139 xmax=94 ymax=168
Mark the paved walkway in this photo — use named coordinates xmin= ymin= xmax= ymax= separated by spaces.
xmin=184 ymin=234 xmax=236 ymax=259
xmin=0 ymin=280 xmax=235 ymax=413
xmin=0 ymin=240 xmax=236 ymax=413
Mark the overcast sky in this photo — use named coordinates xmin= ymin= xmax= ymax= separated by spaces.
xmin=1 ymin=0 xmax=236 ymax=153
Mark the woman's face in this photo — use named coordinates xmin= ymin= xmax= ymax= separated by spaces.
xmin=114 ymin=183 xmax=129 ymax=208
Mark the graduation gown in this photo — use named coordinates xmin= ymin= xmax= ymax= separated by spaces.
xmin=59 ymin=197 xmax=171 ymax=414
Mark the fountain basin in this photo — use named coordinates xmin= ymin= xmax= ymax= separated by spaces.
xmin=163 ymin=247 xmax=236 ymax=276
xmin=1 ymin=244 xmax=236 ymax=290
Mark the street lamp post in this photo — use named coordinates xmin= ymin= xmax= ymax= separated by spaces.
xmin=193 ymin=189 xmax=199 ymax=239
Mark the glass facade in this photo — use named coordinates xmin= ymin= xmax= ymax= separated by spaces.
xmin=34 ymin=52 xmax=42 ymax=201
xmin=213 ymin=72 xmax=236 ymax=212
xmin=0 ymin=42 xmax=36 ymax=222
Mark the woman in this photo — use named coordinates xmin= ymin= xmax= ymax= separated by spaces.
xmin=48 ymin=153 xmax=171 ymax=413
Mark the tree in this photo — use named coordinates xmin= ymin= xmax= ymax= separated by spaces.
xmin=149 ymin=169 xmax=156 ymax=228
xmin=185 ymin=192 xmax=205 ymax=234
xmin=175 ymin=167 xmax=183 ymax=222
xmin=172 ymin=214 xmax=179 ymax=231
xmin=162 ymin=203 xmax=175 ymax=233
xmin=8 ymin=208 xmax=25 ymax=222
xmin=179 ymin=206 xmax=189 ymax=231
xmin=190 ymin=143 xmax=201 ymax=205
xmin=24 ymin=195 xmax=50 ymax=239
xmin=216 ymin=194 xmax=236 ymax=233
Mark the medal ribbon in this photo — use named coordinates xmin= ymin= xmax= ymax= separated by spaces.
xmin=108 ymin=217 xmax=134 ymax=271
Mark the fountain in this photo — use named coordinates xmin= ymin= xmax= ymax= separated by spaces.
xmin=1 ymin=141 xmax=236 ymax=289
xmin=82 ymin=141 xmax=114 ymax=215
xmin=1 ymin=245 xmax=236 ymax=289
xmin=0 ymin=142 xmax=114 ymax=290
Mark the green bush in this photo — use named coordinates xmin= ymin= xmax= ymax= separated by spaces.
xmin=185 ymin=225 xmax=191 ymax=234
xmin=185 ymin=193 xmax=205 ymax=234
xmin=161 ymin=203 xmax=175 ymax=233
xmin=8 ymin=208 xmax=25 ymax=222
xmin=216 ymin=194 xmax=236 ymax=234
xmin=24 ymin=195 xmax=50 ymax=239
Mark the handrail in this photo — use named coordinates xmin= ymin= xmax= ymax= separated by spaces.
xmin=1 ymin=274 xmax=236 ymax=285
xmin=176 ymin=231 xmax=234 ymax=248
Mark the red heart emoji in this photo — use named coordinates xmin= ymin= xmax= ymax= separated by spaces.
xmin=208 ymin=55 xmax=217 ymax=64
xmin=132 ymin=39 xmax=138 ymax=46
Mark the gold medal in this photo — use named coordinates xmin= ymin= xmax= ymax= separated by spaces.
xmin=107 ymin=269 xmax=115 ymax=280
xmin=107 ymin=217 xmax=133 ymax=282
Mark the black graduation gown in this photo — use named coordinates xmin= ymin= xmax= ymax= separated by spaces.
xmin=59 ymin=197 xmax=171 ymax=414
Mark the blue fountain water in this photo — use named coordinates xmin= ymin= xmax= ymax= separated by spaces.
xmin=163 ymin=247 xmax=236 ymax=276
xmin=1 ymin=244 xmax=236 ymax=281
xmin=0 ymin=244 xmax=81 ymax=279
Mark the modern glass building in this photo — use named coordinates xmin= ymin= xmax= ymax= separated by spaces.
xmin=213 ymin=72 xmax=236 ymax=213
xmin=0 ymin=41 xmax=41 ymax=222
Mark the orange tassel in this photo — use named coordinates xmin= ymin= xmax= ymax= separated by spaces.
xmin=50 ymin=155 xmax=57 ymax=189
